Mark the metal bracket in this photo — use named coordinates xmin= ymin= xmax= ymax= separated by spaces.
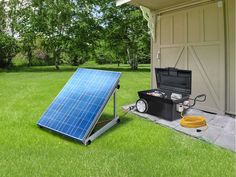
xmin=84 ymin=89 xmax=119 ymax=145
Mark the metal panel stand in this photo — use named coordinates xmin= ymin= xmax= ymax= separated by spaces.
xmin=84 ymin=89 xmax=119 ymax=145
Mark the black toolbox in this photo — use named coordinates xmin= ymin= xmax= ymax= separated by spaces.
xmin=137 ymin=67 xmax=192 ymax=121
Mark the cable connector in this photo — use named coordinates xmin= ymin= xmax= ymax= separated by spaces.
xmin=128 ymin=105 xmax=136 ymax=111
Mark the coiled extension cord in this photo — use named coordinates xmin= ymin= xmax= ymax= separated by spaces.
xmin=180 ymin=94 xmax=208 ymax=131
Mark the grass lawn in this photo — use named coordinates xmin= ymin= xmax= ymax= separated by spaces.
xmin=0 ymin=62 xmax=235 ymax=177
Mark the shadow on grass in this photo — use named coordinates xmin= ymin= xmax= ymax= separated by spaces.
xmin=0 ymin=65 xmax=77 ymax=73
xmin=37 ymin=112 xmax=132 ymax=145
xmin=0 ymin=65 xmax=150 ymax=73
xmin=37 ymin=125 xmax=85 ymax=146
xmin=83 ymin=66 xmax=150 ymax=73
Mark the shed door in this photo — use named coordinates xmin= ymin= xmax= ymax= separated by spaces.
xmin=155 ymin=2 xmax=225 ymax=114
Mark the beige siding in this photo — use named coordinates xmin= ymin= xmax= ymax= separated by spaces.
xmin=225 ymin=0 xmax=235 ymax=115
xmin=151 ymin=0 xmax=235 ymax=115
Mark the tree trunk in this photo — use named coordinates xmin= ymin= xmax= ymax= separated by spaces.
xmin=116 ymin=53 xmax=120 ymax=67
xmin=55 ymin=57 xmax=59 ymax=70
xmin=53 ymin=51 xmax=60 ymax=70
xmin=127 ymin=48 xmax=131 ymax=64
xmin=27 ymin=48 xmax=32 ymax=67
xmin=7 ymin=57 xmax=12 ymax=69
xmin=130 ymin=54 xmax=138 ymax=70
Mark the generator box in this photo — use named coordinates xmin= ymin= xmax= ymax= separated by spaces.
xmin=137 ymin=67 xmax=192 ymax=121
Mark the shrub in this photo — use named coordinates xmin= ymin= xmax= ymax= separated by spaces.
xmin=31 ymin=49 xmax=54 ymax=66
xmin=69 ymin=56 xmax=86 ymax=66
xmin=95 ymin=55 xmax=110 ymax=65
xmin=12 ymin=53 xmax=28 ymax=66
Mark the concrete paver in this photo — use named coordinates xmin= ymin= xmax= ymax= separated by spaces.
xmin=122 ymin=104 xmax=236 ymax=152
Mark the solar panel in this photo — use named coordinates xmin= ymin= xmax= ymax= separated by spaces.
xmin=37 ymin=68 xmax=121 ymax=144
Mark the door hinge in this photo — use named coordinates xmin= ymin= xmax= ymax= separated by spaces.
xmin=157 ymin=51 xmax=161 ymax=60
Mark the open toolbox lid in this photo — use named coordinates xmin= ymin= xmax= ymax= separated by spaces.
xmin=155 ymin=67 xmax=192 ymax=94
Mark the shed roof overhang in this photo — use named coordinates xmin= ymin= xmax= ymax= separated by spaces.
xmin=116 ymin=0 xmax=207 ymax=10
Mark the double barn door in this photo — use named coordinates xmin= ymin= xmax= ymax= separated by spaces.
xmin=154 ymin=2 xmax=225 ymax=114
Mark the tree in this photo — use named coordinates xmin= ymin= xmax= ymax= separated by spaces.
xmin=65 ymin=0 xmax=102 ymax=66
xmin=17 ymin=1 xmax=36 ymax=66
xmin=1 ymin=0 xmax=20 ymax=67
xmin=0 ymin=0 xmax=6 ymax=33
xmin=98 ymin=1 xmax=150 ymax=69
xmin=6 ymin=0 xmax=20 ymax=37
xmin=31 ymin=0 xmax=74 ymax=69
xmin=0 ymin=32 xmax=18 ymax=68
xmin=0 ymin=0 xmax=150 ymax=69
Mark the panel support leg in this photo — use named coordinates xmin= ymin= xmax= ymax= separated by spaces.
xmin=84 ymin=89 xmax=119 ymax=145
xmin=114 ymin=90 xmax=117 ymax=118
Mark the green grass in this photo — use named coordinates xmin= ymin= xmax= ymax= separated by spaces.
xmin=0 ymin=62 xmax=235 ymax=177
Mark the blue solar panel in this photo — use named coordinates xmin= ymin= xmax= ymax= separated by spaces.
xmin=37 ymin=68 xmax=121 ymax=142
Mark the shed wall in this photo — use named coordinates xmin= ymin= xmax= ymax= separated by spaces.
xmin=150 ymin=0 xmax=235 ymax=115
xmin=225 ymin=0 xmax=235 ymax=115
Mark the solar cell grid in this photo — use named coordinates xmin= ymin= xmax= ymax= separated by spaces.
xmin=37 ymin=68 xmax=121 ymax=142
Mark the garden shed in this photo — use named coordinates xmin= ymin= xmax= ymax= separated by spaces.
xmin=117 ymin=0 xmax=235 ymax=115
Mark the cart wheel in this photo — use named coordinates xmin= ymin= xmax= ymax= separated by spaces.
xmin=136 ymin=99 xmax=148 ymax=113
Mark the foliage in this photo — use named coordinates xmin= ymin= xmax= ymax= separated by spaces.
xmin=31 ymin=49 xmax=53 ymax=66
xmin=94 ymin=40 xmax=115 ymax=64
xmin=6 ymin=0 xmax=19 ymax=37
xmin=94 ymin=1 xmax=150 ymax=69
xmin=65 ymin=1 xmax=102 ymax=66
xmin=31 ymin=0 xmax=75 ymax=69
xmin=17 ymin=1 xmax=37 ymax=66
xmin=0 ymin=0 xmax=150 ymax=69
xmin=0 ymin=32 xmax=18 ymax=68
xmin=0 ymin=0 xmax=6 ymax=33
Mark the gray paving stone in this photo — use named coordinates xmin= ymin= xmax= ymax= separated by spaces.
xmin=133 ymin=112 xmax=148 ymax=119
xmin=214 ymin=133 xmax=236 ymax=151
xmin=147 ymin=114 xmax=161 ymax=122
xmin=122 ymin=104 xmax=236 ymax=151
xmin=208 ymin=116 xmax=230 ymax=129
xmin=223 ymin=118 xmax=236 ymax=135
xmin=174 ymin=125 xmax=203 ymax=138
xmin=186 ymin=109 xmax=203 ymax=115
xmin=201 ymin=114 xmax=216 ymax=123
xmin=200 ymin=126 xmax=222 ymax=143
xmin=156 ymin=118 xmax=179 ymax=128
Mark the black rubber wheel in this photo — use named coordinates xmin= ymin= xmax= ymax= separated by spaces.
xmin=39 ymin=125 xmax=43 ymax=129
xmin=136 ymin=99 xmax=148 ymax=113
xmin=116 ymin=118 xmax=120 ymax=124
xmin=86 ymin=140 xmax=91 ymax=146
xmin=117 ymin=84 xmax=120 ymax=89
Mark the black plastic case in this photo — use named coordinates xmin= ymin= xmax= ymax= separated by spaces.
xmin=138 ymin=67 xmax=192 ymax=121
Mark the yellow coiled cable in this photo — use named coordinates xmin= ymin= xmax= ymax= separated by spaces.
xmin=180 ymin=112 xmax=207 ymax=128
xmin=180 ymin=116 xmax=207 ymax=128
xmin=179 ymin=94 xmax=208 ymax=129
